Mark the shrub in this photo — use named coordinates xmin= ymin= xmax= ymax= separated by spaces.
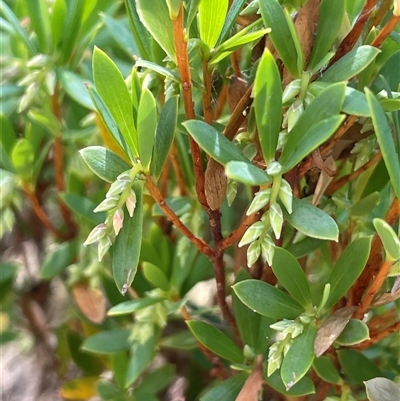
xmin=1 ymin=0 xmax=399 ymax=400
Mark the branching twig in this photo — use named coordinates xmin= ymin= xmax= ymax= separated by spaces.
xmin=370 ymin=14 xmax=400 ymax=49
xmin=353 ymin=321 xmax=400 ymax=350
xmin=351 ymin=198 xmax=400 ymax=304
xmin=328 ymin=0 xmax=379 ymax=67
xmin=325 ymin=151 xmax=382 ymax=195
xmin=354 ymin=260 xmax=393 ymax=319
xmin=146 ymin=176 xmax=214 ymax=258
xmin=23 ymin=184 xmax=66 ymax=240
xmin=173 ymin=5 xmax=207 ymax=208
xmin=223 ymin=83 xmax=254 ymax=141
xmin=221 ymin=212 xmax=261 ymax=249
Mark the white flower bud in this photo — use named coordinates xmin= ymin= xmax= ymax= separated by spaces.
xmin=270 ymin=203 xmax=284 ymax=239
xmin=299 ymin=315 xmax=312 ymax=325
xmin=238 ymin=221 xmax=265 ymax=247
xmin=19 ymin=83 xmax=40 ymax=112
xmin=226 ymin=178 xmax=238 ymax=207
xmin=284 ymin=322 xmax=304 ymax=338
xmin=107 ymin=179 xmax=130 ymax=198
xmin=247 ymin=188 xmax=272 ymax=215
xmin=83 ymin=223 xmax=108 ymax=246
xmin=279 ymin=179 xmax=293 ymax=214
xmin=98 ymin=236 xmax=112 ymax=261
xmin=266 ymin=161 xmax=282 ymax=176
xmin=247 ymin=241 xmax=261 ymax=267
xmin=113 ymin=208 xmax=124 ymax=235
xmin=117 ymin=170 xmax=132 ymax=182
xmin=45 ymin=70 xmax=56 ymax=96
xmin=394 ymin=0 xmax=400 ymax=16
xmin=125 ymin=190 xmax=137 ymax=217
xmin=283 ymin=341 xmax=292 ymax=356
xmin=270 ymin=319 xmax=293 ymax=332
xmin=27 ymin=54 xmax=49 ymax=68
xmin=261 ymin=234 xmax=275 ymax=265
xmin=282 ymin=79 xmax=301 ymax=104
xmin=287 ymin=99 xmax=303 ymax=132
xmin=93 ymin=196 xmax=119 ymax=212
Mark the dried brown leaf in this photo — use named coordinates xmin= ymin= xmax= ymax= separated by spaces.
xmin=205 ymin=158 xmax=227 ymax=211
xmin=314 ymin=306 xmax=357 ymax=357
xmin=235 ymin=356 xmax=263 ymax=401
xmin=372 ymin=287 xmax=400 ymax=307
xmin=72 ymin=282 xmax=106 ymax=324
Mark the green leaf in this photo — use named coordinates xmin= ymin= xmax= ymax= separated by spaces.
xmin=254 ymin=50 xmax=282 ymax=162
xmin=366 ymin=88 xmax=400 ymax=199
xmin=198 ymin=0 xmax=228 ymax=53
xmin=380 ymin=98 xmax=400 ymax=112
xmin=135 ymin=364 xmax=175 ymax=396
xmin=58 ymin=70 xmax=94 ymax=110
xmin=265 ymin=370 xmax=315 ymax=396
xmin=308 ymin=0 xmax=345 ymax=71
xmin=11 ymin=138 xmax=35 ymax=180
xmin=337 ymin=349 xmax=383 ymax=384
xmin=232 ymin=269 xmax=273 ymax=354
xmin=81 ymin=328 xmax=132 ymax=354
xmin=40 ymin=241 xmax=77 ymax=279
xmin=365 ymin=377 xmax=400 ymax=401
xmin=183 ymin=120 xmax=249 ymax=165
xmin=59 ymin=193 xmax=104 ymax=225
xmin=271 ymin=247 xmax=312 ymax=309
xmin=80 ymin=146 xmax=132 ymax=183
xmin=342 ymin=87 xmax=370 ymax=117
xmin=217 ymin=0 xmax=247 ymax=45
xmin=200 ymin=372 xmax=248 ymax=401
xmin=351 ymin=192 xmax=380 ymax=217
xmin=0 ymin=262 xmax=17 ymax=283
xmin=225 ymin=161 xmax=271 ymax=185
xmin=372 ymin=218 xmax=400 ymax=262
xmin=0 ymin=1 xmax=37 ymax=54
xmin=259 ymin=0 xmax=303 ymax=78
xmin=187 ymin=320 xmax=243 ymax=363
xmin=336 ymin=319 xmax=370 ymax=346
xmin=285 ymin=198 xmax=339 ymax=242
xmin=102 ymin=14 xmax=139 ymax=58
xmin=113 ymin=181 xmax=144 ymax=293
xmin=87 ymin=86 xmax=130 ymax=159
xmin=320 ymin=46 xmax=381 ymax=83
xmin=24 ymin=0 xmax=51 ymax=53
xmin=280 ymin=82 xmax=346 ymax=172
xmin=326 ymin=236 xmax=372 ymax=309
xmin=126 ymin=328 xmax=156 ymax=386
xmin=281 ymin=322 xmax=317 ymax=389
xmin=160 ymin=330 xmax=197 ymax=350
xmin=136 ymin=0 xmax=176 ymax=62
xmin=108 ymin=297 xmax=164 ymax=316
xmin=50 ymin=0 xmax=66 ymax=48
xmin=142 ymin=262 xmax=170 ymax=292
xmin=135 ymin=60 xmax=180 ymax=83
xmin=232 ymin=279 xmax=305 ymax=320
xmin=151 ymin=96 xmax=178 ymax=181
xmin=137 ymin=89 xmax=157 ymax=171
xmin=313 ymin=356 xmax=341 ymax=385
xmin=93 ymin=47 xmax=138 ymax=160
xmin=124 ymin=0 xmax=152 ymax=60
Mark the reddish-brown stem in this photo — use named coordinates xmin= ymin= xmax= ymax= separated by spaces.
xmin=352 ymin=198 xmax=400 ymax=304
xmin=223 ymin=83 xmax=254 ymax=141
xmin=51 ymin=85 xmax=77 ymax=237
xmin=221 ymin=212 xmax=262 ymax=249
xmin=202 ymin=60 xmax=214 ymax=124
xmin=170 ymin=142 xmax=187 ymax=195
xmin=209 ymin=209 xmax=241 ymax=343
xmin=173 ymin=6 xmax=207 ymax=208
xmin=328 ymin=0 xmax=379 ymax=66
xmin=371 ymin=14 xmax=400 ymax=48
xmin=146 ymin=176 xmax=214 ymax=258
xmin=231 ymin=51 xmax=242 ymax=77
xmin=213 ymin=84 xmax=228 ymax=120
xmin=354 ymin=260 xmax=393 ymax=319
xmin=325 ymin=151 xmax=382 ymax=195
xmin=369 ymin=0 xmax=393 ymax=28
xmin=297 ymin=115 xmax=358 ymax=177
xmin=353 ymin=321 xmax=400 ymax=350
xmin=23 ymin=184 xmax=66 ymax=240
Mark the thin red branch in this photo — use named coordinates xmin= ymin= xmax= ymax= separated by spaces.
xmin=353 ymin=321 xmax=400 ymax=350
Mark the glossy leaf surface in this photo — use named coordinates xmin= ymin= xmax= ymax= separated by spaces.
xmin=187 ymin=320 xmax=243 ymax=363
xmin=233 ymin=279 xmax=305 ymax=320
xmin=254 ymin=50 xmax=282 ymax=162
